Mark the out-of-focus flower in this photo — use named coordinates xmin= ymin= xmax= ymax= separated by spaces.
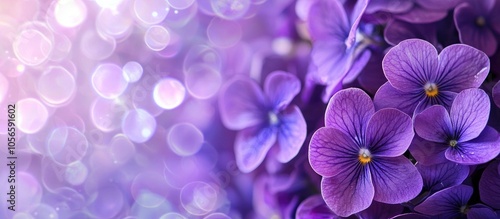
xmin=411 ymin=88 xmax=500 ymax=165
xmin=479 ymin=160 xmax=500 ymax=210
xmin=374 ymin=39 xmax=490 ymax=115
xmin=309 ymin=88 xmax=422 ymax=217
xmin=493 ymin=80 xmax=500 ymax=108
xmin=219 ymin=71 xmax=306 ymax=173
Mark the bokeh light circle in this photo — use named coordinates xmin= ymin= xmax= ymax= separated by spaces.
xmin=91 ymin=63 xmax=128 ymax=99
xmin=96 ymin=8 xmax=133 ymax=39
xmin=204 ymin=213 xmax=231 ymax=219
xmin=64 ymin=161 xmax=88 ymax=185
xmin=110 ymin=134 xmax=136 ymax=164
xmin=47 ymin=127 xmax=89 ymax=166
xmin=144 ymin=25 xmax=171 ymax=51
xmin=211 ymin=0 xmax=250 ymax=20
xmin=87 ymin=186 xmax=124 ymax=219
xmin=160 ymin=212 xmax=188 ymax=219
xmin=185 ymin=64 xmax=222 ymax=99
xmin=17 ymin=98 xmax=49 ymax=134
xmin=0 ymin=74 xmax=8 ymax=103
xmin=37 ymin=66 xmax=76 ymax=106
xmin=134 ymin=0 xmax=170 ymax=24
xmin=207 ymin=18 xmax=242 ymax=48
xmin=13 ymin=29 xmax=53 ymax=66
xmin=180 ymin=181 xmax=218 ymax=215
xmin=80 ymin=31 xmax=116 ymax=60
xmin=167 ymin=0 xmax=195 ymax=10
xmin=54 ymin=0 xmax=87 ymax=28
xmin=153 ymin=78 xmax=186 ymax=110
xmin=123 ymin=61 xmax=143 ymax=83
xmin=168 ymin=123 xmax=204 ymax=156
xmin=30 ymin=204 xmax=58 ymax=219
xmin=121 ymin=109 xmax=156 ymax=143
xmin=131 ymin=172 xmax=170 ymax=207
xmin=183 ymin=45 xmax=222 ymax=72
xmin=95 ymin=0 xmax=124 ymax=9
xmin=90 ymin=97 xmax=128 ymax=132
xmin=17 ymin=172 xmax=43 ymax=212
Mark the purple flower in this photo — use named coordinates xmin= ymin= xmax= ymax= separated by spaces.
xmin=493 ymin=80 xmax=500 ymax=108
xmin=479 ymin=160 xmax=500 ymax=210
xmin=374 ymin=39 xmax=490 ymax=115
xmin=414 ymin=185 xmax=498 ymax=218
xmin=395 ymin=0 xmax=463 ymax=24
xmin=218 ymin=71 xmax=306 ymax=173
xmin=454 ymin=0 xmax=500 ymax=56
xmin=307 ymin=0 xmax=371 ymax=101
xmin=384 ymin=20 xmax=438 ymax=47
xmin=309 ymin=88 xmax=422 ymax=217
xmin=411 ymin=88 xmax=500 ymax=165
xmin=417 ymin=162 xmax=469 ymax=194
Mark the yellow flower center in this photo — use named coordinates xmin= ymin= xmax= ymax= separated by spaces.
xmin=358 ymin=148 xmax=371 ymax=165
xmin=476 ymin=16 xmax=486 ymax=27
xmin=449 ymin=139 xmax=458 ymax=147
xmin=424 ymin=83 xmax=439 ymax=97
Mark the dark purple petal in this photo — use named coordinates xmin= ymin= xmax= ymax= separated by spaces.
xmin=489 ymin=1 xmax=500 ymax=34
xmin=450 ymin=88 xmax=490 ymax=142
xmin=321 ymin=167 xmax=374 ymax=217
xmin=384 ymin=20 xmax=438 ymax=47
xmin=409 ymin=136 xmax=449 ymax=165
xmin=414 ymin=105 xmax=452 ymax=143
xmin=373 ymin=82 xmax=423 ymax=115
xmin=366 ymin=109 xmax=414 ymax=157
xmin=467 ymin=205 xmax=498 ymax=219
xmin=295 ymin=195 xmax=340 ymax=219
xmin=274 ymin=105 xmax=306 ymax=163
xmin=414 ymin=185 xmax=472 ymax=216
xmin=394 ymin=5 xmax=448 ymax=24
xmin=366 ymin=0 xmax=414 ymax=14
xmin=454 ymin=3 xmax=497 ymax=56
xmin=417 ymin=162 xmax=469 ymax=192
xmin=435 ymin=44 xmax=490 ymax=93
xmin=325 ymin=88 xmax=375 ymax=145
xmin=417 ymin=0 xmax=464 ymax=10
xmin=383 ymin=39 xmax=438 ymax=91
xmin=479 ymin=160 xmax=500 ymax=209
xmin=493 ymin=81 xmax=500 ymax=108
xmin=343 ymin=49 xmax=372 ymax=84
xmin=307 ymin=0 xmax=348 ymax=41
xmin=357 ymin=53 xmax=386 ymax=95
xmin=446 ymin=126 xmax=500 ymax=165
xmin=309 ymin=127 xmax=359 ymax=177
xmin=357 ymin=201 xmax=404 ymax=219
xmin=264 ymin=71 xmax=301 ymax=111
xmin=235 ymin=125 xmax=277 ymax=173
xmin=390 ymin=213 xmax=431 ymax=219
xmin=413 ymin=91 xmax=457 ymax=115
xmin=219 ymin=77 xmax=267 ymax=130
xmin=370 ymin=156 xmax=423 ymax=204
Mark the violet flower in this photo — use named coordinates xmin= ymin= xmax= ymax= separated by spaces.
xmin=454 ymin=0 xmax=500 ymax=56
xmin=411 ymin=88 xmax=500 ymax=165
xmin=219 ymin=71 xmax=306 ymax=173
xmin=414 ymin=185 xmax=498 ymax=218
xmin=309 ymin=88 xmax=422 ymax=217
xmin=479 ymin=160 xmax=500 ymax=210
xmin=374 ymin=39 xmax=490 ymax=115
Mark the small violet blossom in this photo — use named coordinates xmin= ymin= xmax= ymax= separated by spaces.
xmin=219 ymin=71 xmax=306 ymax=173
xmin=374 ymin=39 xmax=490 ymax=116
xmin=411 ymin=88 xmax=500 ymax=165
xmin=309 ymin=88 xmax=422 ymax=217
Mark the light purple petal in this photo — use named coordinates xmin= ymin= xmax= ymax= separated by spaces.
xmin=264 ymin=71 xmax=301 ymax=111
xmin=493 ymin=81 xmax=500 ymax=108
xmin=343 ymin=49 xmax=372 ymax=84
xmin=219 ymin=77 xmax=267 ymax=130
xmin=394 ymin=5 xmax=448 ymax=24
xmin=414 ymin=105 xmax=452 ymax=143
xmin=479 ymin=160 xmax=500 ymax=209
xmin=450 ymin=88 xmax=490 ymax=142
xmin=346 ymin=0 xmax=369 ymax=48
xmin=325 ymin=88 xmax=374 ymax=145
xmin=417 ymin=162 xmax=469 ymax=192
xmin=309 ymin=127 xmax=360 ymax=177
xmin=310 ymin=41 xmax=353 ymax=86
xmin=366 ymin=109 xmax=414 ymax=157
xmin=370 ymin=156 xmax=422 ymax=204
xmin=409 ymin=136 xmax=449 ymax=165
xmin=454 ymin=3 xmax=498 ymax=56
xmin=307 ymin=0 xmax=348 ymax=41
xmin=417 ymin=0 xmax=464 ymax=10
xmin=274 ymin=105 xmax=306 ymax=163
xmin=414 ymin=185 xmax=472 ymax=216
xmin=373 ymin=82 xmax=423 ymax=115
xmin=445 ymin=126 xmax=500 ymax=165
xmin=467 ymin=205 xmax=498 ymax=219
xmin=435 ymin=44 xmax=490 ymax=93
xmin=321 ymin=167 xmax=374 ymax=217
xmin=383 ymin=39 xmax=438 ymax=91
xmin=366 ymin=0 xmax=414 ymax=14
xmin=357 ymin=201 xmax=404 ymax=219
xmin=384 ymin=20 xmax=438 ymax=47
xmin=235 ymin=125 xmax=277 ymax=173
xmin=295 ymin=195 xmax=340 ymax=219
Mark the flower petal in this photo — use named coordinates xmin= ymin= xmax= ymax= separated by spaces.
xmin=235 ymin=125 xmax=277 ymax=173
xmin=366 ymin=108 xmax=414 ymax=157
xmin=409 ymin=136 xmax=449 ymax=165
xmin=384 ymin=20 xmax=438 ymax=47
xmin=325 ymin=88 xmax=375 ymax=145
xmin=493 ymin=81 xmax=500 ymax=108
xmin=417 ymin=0 xmax=464 ymax=10
xmin=435 ymin=44 xmax=490 ymax=93
xmin=394 ymin=5 xmax=448 ymax=24
xmin=479 ymin=160 xmax=500 ymax=209
xmin=345 ymin=0 xmax=369 ymax=48
xmin=274 ymin=105 xmax=307 ymax=163
xmin=295 ymin=195 xmax=340 ymax=219
xmin=310 ymin=41 xmax=353 ymax=86
xmin=413 ymin=91 xmax=457 ymax=114
xmin=467 ymin=205 xmax=498 ymax=219
xmin=383 ymin=39 xmax=438 ymax=91
xmin=450 ymin=88 xmax=490 ymax=142
xmin=365 ymin=0 xmax=414 ymax=14
xmin=374 ymin=82 xmax=423 ymax=116
xmin=357 ymin=201 xmax=404 ymax=219
xmin=445 ymin=126 xmax=500 ymax=165
xmin=414 ymin=105 xmax=452 ymax=143
xmin=309 ymin=127 xmax=360 ymax=177
xmin=307 ymin=0 xmax=349 ymax=41
xmin=414 ymin=185 xmax=472 ymax=216
xmin=417 ymin=162 xmax=469 ymax=193
xmin=390 ymin=213 xmax=431 ymax=219
xmin=321 ymin=167 xmax=374 ymax=217
xmin=264 ymin=71 xmax=301 ymax=111
xmin=219 ymin=77 xmax=267 ymax=130
xmin=454 ymin=3 xmax=498 ymax=56
xmin=370 ymin=156 xmax=422 ymax=204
